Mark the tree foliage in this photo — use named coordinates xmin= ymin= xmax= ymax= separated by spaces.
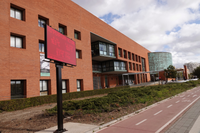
xmin=164 ymin=65 xmax=177 ymax=81
xmin=192 ymin=66 xmax=200 ymax=78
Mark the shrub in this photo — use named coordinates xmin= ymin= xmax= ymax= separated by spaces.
xmin=0 ymin=86 xmax=129 ymax=112
xmin=46 ymin=80 xmax=200 ymax=115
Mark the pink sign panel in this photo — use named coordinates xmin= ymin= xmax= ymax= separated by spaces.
xmin=45 ymin=25 xmax=76 ymax=66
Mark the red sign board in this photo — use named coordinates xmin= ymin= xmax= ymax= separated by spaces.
xmin=45 ymin=25 xmax=76 ymax=66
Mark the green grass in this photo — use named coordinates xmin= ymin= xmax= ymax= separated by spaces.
xmin=46 ymin=80 xmax=200 ymax=115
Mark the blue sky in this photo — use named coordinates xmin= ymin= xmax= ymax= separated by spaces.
xmin=72 ymin=0 xmax=200 ymax=68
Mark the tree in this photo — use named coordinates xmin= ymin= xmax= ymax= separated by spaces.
xmin=164 ymin=65 xmax=177 ymax=83
xmin=192 ymin=66 xmax=200 ymax=78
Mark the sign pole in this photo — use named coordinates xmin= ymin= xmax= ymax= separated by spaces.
xmin=54 ymin=62 xmax=66 ymax=133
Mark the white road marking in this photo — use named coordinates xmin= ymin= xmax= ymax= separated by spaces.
xmin=154 ymin=110 xmax=163 ymax=116
xmin=180 ymin=95 xmax=185 ymax=97
xmin=136 ymin=119 xmax=147 ymax=125
xmin=193 ymin=95 xmax=197 ymax=97
xmin=167 ymin=105 xmax=173 ymax=108
xmin=155 ymin=96 xmax=200 ymax=133
xmin=176 ymin=101 xmax=180 ymax=103
xmin=182 ymin=100 xmax=191 ymax=102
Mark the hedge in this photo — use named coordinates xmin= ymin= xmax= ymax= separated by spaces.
xmin=0 ymin=85 xmax=129 ymax=112
xmin=46 ymin=80 xmax=200 ymax=115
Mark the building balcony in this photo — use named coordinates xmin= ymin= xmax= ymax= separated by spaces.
xmin=92 ymin=41 xmax=116 ymax=61
xmin=92 ymin=60 xmax=127 ymax=74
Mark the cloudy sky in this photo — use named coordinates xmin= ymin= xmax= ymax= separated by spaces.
xmin=72 ymin=0 xmax=200 ymax=68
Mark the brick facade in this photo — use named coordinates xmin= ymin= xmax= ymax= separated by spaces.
xmin=0 ymin=0 xmax=151 ymax=101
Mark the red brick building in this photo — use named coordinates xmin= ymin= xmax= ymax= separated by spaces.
xmin=0 ymin=0 xmax=151 ymax=101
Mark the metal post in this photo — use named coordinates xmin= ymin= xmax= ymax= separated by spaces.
xmin=128 ymin=74 xmax=129 ymax=85
xmin=54 ymin=63 xmax=66 ymax=133
xmin=122 ymin=75 xmax=124 ymax=86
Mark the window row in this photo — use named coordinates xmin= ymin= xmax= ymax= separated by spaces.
xmin=92 ymin=41 xmax=115 ymax=57
xmin=118 ymin=48 xmax=142 ymax=63
xmin=92 ymin=61 xmax=126 ymax=72
xmin=128 ymin=62 xmax=143 ymax=71
xmin=10 ymin=4 xmax=81 ymax=40
xmin=10 ymin=35 xmax=82 ymax=59
xmin=10 ymin=79 xmax=83 ymax=99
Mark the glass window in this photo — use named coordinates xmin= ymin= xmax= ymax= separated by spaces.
xmin=62 ymin=80 xmax=66 ymax=93
xmin=10 ymin=36 xmax=15 ymax=47
xmin=129 ymin=62 xmax=131 ymax=70
xmin=123 ymin=50 xmax=126 ymax=58
xmin=109 ymin=45 xmax=114 ymax=56
xmin=102 ymin=62 xmax=106 ymax=71
xmin=10 ymin=8 xmax=15 ymax=18
xmin=40 ymin=80 xmax=48 ymax=96
xmin=76 ymin=51 xmax=79 ymax=58
xmin=121 ymin=62 xmax=126 ymax=70
xmin=38 ymin=18 xmax=46 ymax=28
xmin=39 ymin=42 xmax=45 ymax=52
xmin=99 ymin=42 xmax=106 ymax=55
xmin=135 ymin=55 xmax=138 ymax=62
xmin=59 ymin=27 xmax=64 ymax=34
xmin=128 ymin=52 xmax=131 ymax=60
xmin=118 ymin=48 xmax=122 ymax=57
xmin=11 ymin=80 xmax=24 ymax=99
xmin=10 ymin=8 xmax=22 ymax=20
xmin=76 ymin=50 xmax=81 ymax=59
xmin=142 ymin=58 xmax=146 ymax=71
xmin=16 ymin=10 xmax=22 ymax=20
xmin=74 ymin=30 xmax=81 ymax=40
xmin=10 ymin=36 xmax=23 ymax=48
xmin=132 ymin=54 xmax=134 ymax=61
xmin=133 ymin=63 xmax=135 ymax=70
xmin=77 ymin=80 xmax=81 ymax=92
xmin=114 ymin=62 xmax=119 ymax=70
xmin=16 ymin=37 xmax=22 ymax=48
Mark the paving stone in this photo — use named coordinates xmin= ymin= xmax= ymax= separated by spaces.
xmin=165 ymin=98 xmax=200 ymax=133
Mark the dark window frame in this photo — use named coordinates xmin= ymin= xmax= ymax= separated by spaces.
xmin=128 ymin=52 xmax=131 ymax=60
xmin=77 ymin=79 xmax=83 ymax=92
xmin=132 ymin=53 xmax=135 ymax=61
xmin=76 ymin=49 xmax=82 ymax=59
xmin=39 ymin=40 xmax=45 ymax=52
xmin=62 ymin=80 xmax=69 ymax=93
xmin=129 ymin=62 xmax=132 ymax=70
xmin=138 ymin=56 xmax=141 ymax=62
xmin=142 ymin=58 xmax=146 ymax=72
xmin=10 ymin=4 xmax=25 ymax=21
xmin=11 ymin=80 xmax=25 ymax=99
xmin=74 ymin=30 xmax=81 ymax=40
xmin=135 ymin=55 xmax=138 ymax=62
xmin=38 ymin=15 xmax=49 ymax=28
xmin=10 ymin=33 xmax=25 ymax=49
xmin=133 ymin=63 xmax=135 ymax=70
xmin=59 ymin=23 xmax=67 ymax=35
xmin=123 ymin=50 xmax=127 ymax=58
xmin=40 ymin=80 xmax=49 ymax=96
xmin=118 ymin=48 xmax=122 ymax=57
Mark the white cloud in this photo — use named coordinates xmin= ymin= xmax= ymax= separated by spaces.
xmin=72 ymin=0 xmax=200 ymax=68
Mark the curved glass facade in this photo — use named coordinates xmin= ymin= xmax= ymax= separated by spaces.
xmin=148 ymin=52 xmax=172 ymax=71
